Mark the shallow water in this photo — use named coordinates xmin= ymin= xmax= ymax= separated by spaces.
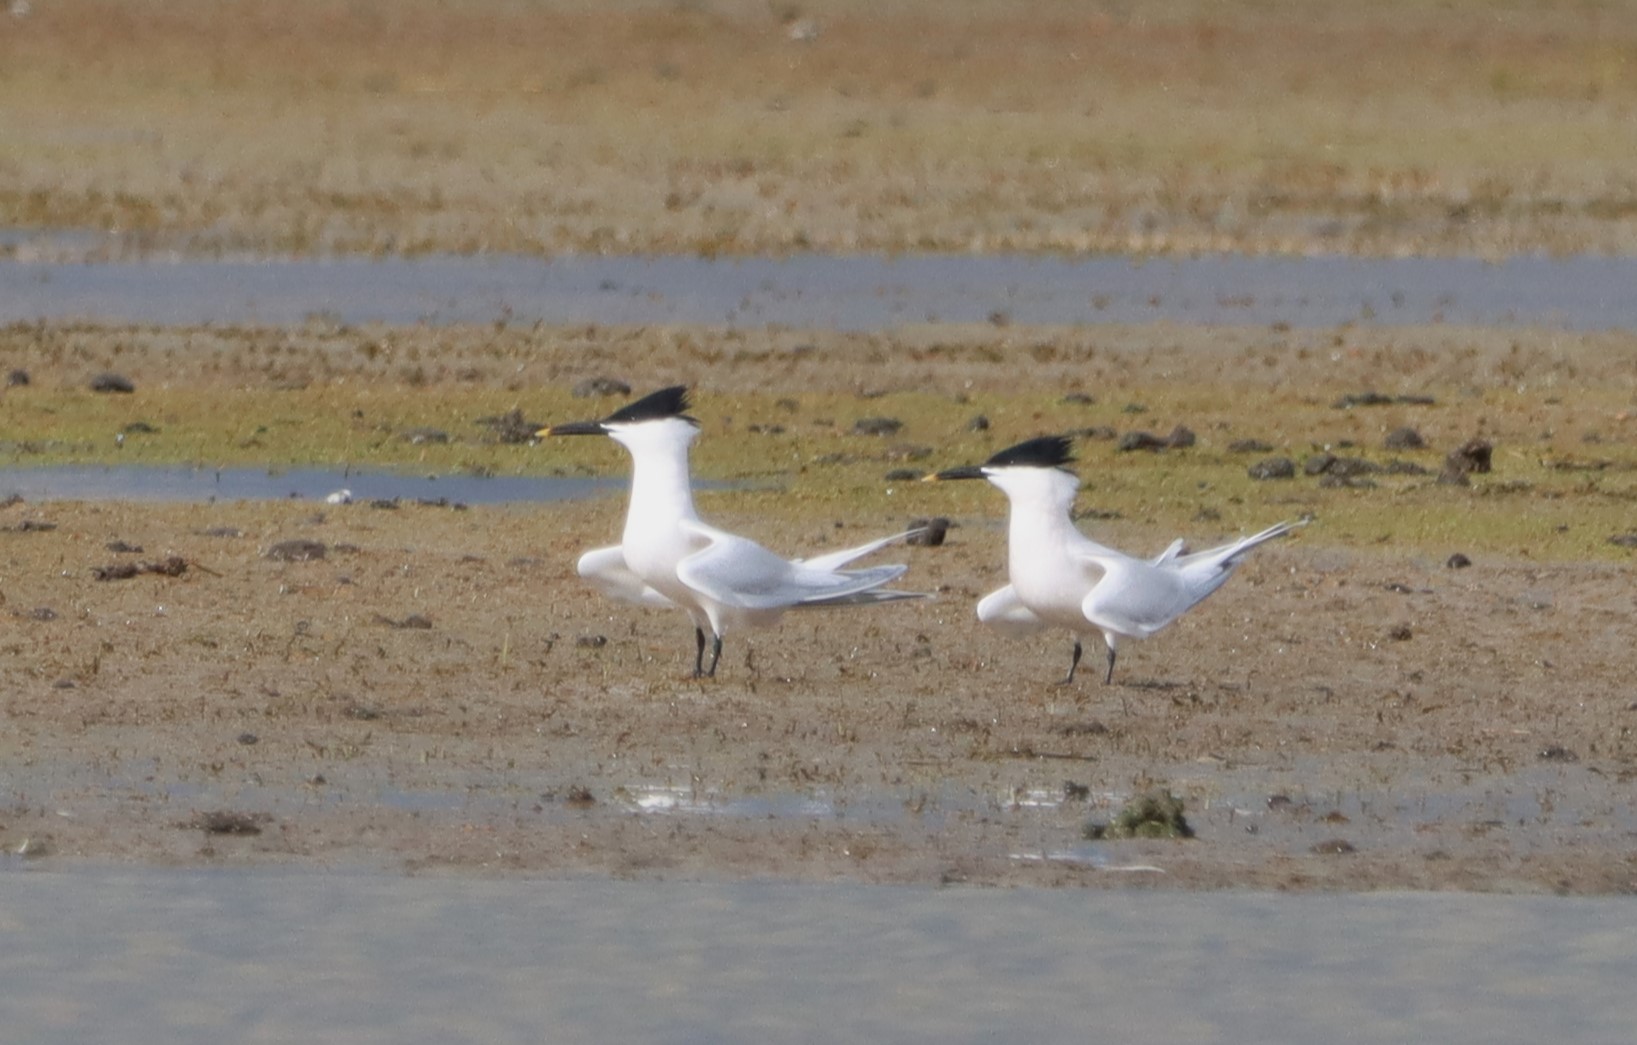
xmin=0 ymin=465 xmax=620 ymax=504
xmin=4 ymin=253 xmax=1636 ymax=330
xmin=1 ymin=868 xmax=1632 ymax=1044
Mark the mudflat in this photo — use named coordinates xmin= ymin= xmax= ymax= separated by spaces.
xmin=4 ymin=323 xmax=1636 ymax=891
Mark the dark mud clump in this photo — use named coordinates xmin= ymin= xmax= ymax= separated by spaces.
xmin=1248 ymin=457 xmax=1296 ymax=480
xmin=1384 ymin=426 xmax=1426 ymax=450
xmin=89 ymin=372 xmax=136 ymax=394
xmin=1444 ymin=438 xmax=1494 ymax=478
xmin=906 ymin=517 xmax=950 ymax=547
xmin=189 ymin=811 xmax=270 ymax=835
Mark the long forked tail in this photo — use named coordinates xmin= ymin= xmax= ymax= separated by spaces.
xmin=1175 ymin=517 xmax=1306 ymax=573
xmin=795 ymin=526 xmax=927 ymax=573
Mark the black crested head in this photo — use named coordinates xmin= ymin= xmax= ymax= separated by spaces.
xmin=603 ymin=385 xmax=696 ymax=425
xmin=984 ymin=435 xmax=1076 ymax=470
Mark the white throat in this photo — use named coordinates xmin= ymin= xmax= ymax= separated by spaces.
xmin=608 ymin=418 xmax=702 ymax=536
xmin=986 ymin=466 xmax=1083 ymax=552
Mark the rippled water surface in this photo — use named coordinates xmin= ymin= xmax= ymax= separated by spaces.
xmin=4 ymin=253 xmax=1636 ymax=330
xmin=1 ymin=869 xmax=1632 ymax=1044
xmin=0 ymin=465 xmax=620 ymax=504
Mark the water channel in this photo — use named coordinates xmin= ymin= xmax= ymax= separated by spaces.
xmin=4 ymin=252 xmax=1635 ymax=330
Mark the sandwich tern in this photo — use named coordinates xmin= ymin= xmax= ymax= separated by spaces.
xmin=926 ymin=435 xmax=1297 ymax=685
xmin=542 ymin=386 xmax=925 ymax=677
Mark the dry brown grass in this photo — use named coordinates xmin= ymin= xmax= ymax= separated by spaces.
xmin=3 ymin=0 xmax=1635 ymax=257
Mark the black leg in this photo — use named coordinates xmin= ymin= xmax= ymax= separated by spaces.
xmin=1103 ymin=645 xmax=1117 ymax=685
xmin=705 ymin=634 xmax=723 ymax=678
xmin=1056 ymin=638 xmax=1083 ymax=686
xmin=693 ymin=627 xmax=707 ymax=678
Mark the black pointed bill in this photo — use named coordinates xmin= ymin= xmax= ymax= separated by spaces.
xmin=924 ymin=464 xmax=987 ymax=482
xmin=540 ymin=420 xmax=608 ymax=437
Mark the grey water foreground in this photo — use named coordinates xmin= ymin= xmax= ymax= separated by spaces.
xmin=3 ymin=252 xmax=1636 ymax=331
xmin=0 ymin=465 xmax=618 ymax=504
xmin=1 ymin=869 xmax=1632 ymax=1045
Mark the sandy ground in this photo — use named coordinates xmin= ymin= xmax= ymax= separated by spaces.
xmin=4 ymin=324 xmax=1637 ymax=892
xmin=3 ymin=0 xmax=1636 ymax=259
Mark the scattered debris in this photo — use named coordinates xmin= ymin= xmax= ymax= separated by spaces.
xmin=265 ymin=539 xmax=327 ymax=562
xmin=1086 ymin=790 xmax=1193 ymax=839
xmin=1116 ymin=430 xmax=1168 ymax=452
xmin=399 ymin=426 xmax=449 ymax=445
xmin=1333 ymin=391 xmax=1393 ymax=408
xmin=853 ymin=416 xmax=903 ymax=436
xmin=92 ymin=556 xmax=189 ymax=581
xmin=2 ymin=519 xmax=56 ymax=533
xmin=1310 ymin=838 xmax=1357 ymax=854
xmin=1306 ymin=454 xmax=1379 ymax=478
xmin=1538 ymin=745 xmax=1579 ymax=763
xmin=477 ymin=407 xmax=545 ymax=444
xmin=1333 ymin=392 xmax=1436 ymax=409
xmin=189 ymin=811 xmax=269 ymax=835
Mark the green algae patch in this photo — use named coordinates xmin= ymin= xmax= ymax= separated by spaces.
xmin=6 ymin=320 xmax=1637 ymax=561
xmin=1088 ymin=791 xmax=1195 ymax=841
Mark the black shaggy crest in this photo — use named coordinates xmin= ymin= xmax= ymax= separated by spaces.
xmin=603 ymin=385 xmax=696 ymax=425
xmin=985 ymin=435 xmax=1076 ymax=469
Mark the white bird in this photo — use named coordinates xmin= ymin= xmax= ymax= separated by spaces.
xmin=926 ymin=435 xmax=1298 ymax=685
xmin=542 ymin=386 xmax=925 ymax=678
